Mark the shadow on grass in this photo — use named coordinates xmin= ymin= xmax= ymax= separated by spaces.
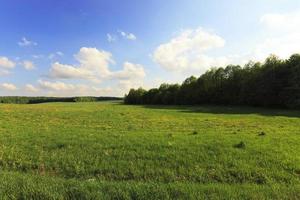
xmin=135 ymin=104 xmax=300 ymax=118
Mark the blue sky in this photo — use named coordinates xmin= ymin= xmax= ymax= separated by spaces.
xmin=1 ymin=0 xmax=300 ymax=96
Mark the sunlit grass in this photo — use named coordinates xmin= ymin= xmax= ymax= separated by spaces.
xmin=0 ymin=102 xmax=299 ymax=199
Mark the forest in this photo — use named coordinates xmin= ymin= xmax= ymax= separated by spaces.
xmin=125 ymin=54 xmax=300 ymax=108
xmin=0 ymin=96 xmax=122 ymax=104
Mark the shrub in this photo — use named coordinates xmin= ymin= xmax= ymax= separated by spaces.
xmin=234 ymin=141 xmax=246 ymax=149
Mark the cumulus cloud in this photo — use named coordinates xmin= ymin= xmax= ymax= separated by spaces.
xmin=44 ymin=47 xmax=146 ymax=96
xmin=18 ymin=37 xmax=37 ymax=47
xmin=22 ymin=60 xmax=35 ymax=70
xmin=48 ymin=47 xmax=145 ymax=83
xmin=49 ymin=47 xmax=113 ymax=82
xmin=49 ymin=62 xmax=93 ymax=79
xmin=0 ymin=56 xmax=16 ymax=69
xmin=113 ymin=62 xmax=146 ymax=92
xmin=75 ymin=47 xmax=113 ymax=76
xmin=119 ymin=31 xmax=137 ymax=40
xmin=153 ymin=27 xmax=228 ymax=74
xmin=117 ymin=79 xmax=145 ymax=93
xmin=38 ymin=80 xmax=76 ymax=91
xmin=0 ymin=83 xmax=17 ymax=91
xmin=25 ymin=84 xmax=39 ymax=92
xmin=254 ymin=11 xmax=300 ymax=60
xmin=37 ymin=79 xmax=115 ymax=96
xmin=260 ymin=12 xmax=300 ymax=32
xmin=113 ymin=62 xmax=146 ymax=80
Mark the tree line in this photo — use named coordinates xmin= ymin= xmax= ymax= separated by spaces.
xmin=0 ymin=96 xmax=122 ymax=104
xmin=124 ymin=54 xmax=300 ymax=108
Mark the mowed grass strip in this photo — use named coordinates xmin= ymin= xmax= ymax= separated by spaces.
xmin=0 ymin=102 xmax=299 ymax=199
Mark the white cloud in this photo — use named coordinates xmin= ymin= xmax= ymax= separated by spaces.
xmin=151 ymin=13 xmax=300 ymax=76
xmin=75 ymin=47 xmax=113 ymax=76
xmin=117 ymin=79 xmax=145 ymax=93
xmin=254 ymin=11 xmax=300 ymax=60
xmin=49 ymin=47 xmax=113 ymax=82
xmin=49 ymin=62 xmax=92 ymax=79
xmin=0 ymin=83 xmax=17 ymax=91
xmin=37 ymin=80 xmax=115 ymax=96
xmin=107 ymin=30 xmax=136 ymax=42
xmin=113 ymin=62 xmax=146 ymax=93
xmin=25 ymin=84 xmax=39 ymax=92
xmin=56 ymin=51 xmax=64 ymax=56
xmin=49 ymin=47 xmax=146 ymax=84
xmin=0 ymin=57 xmax=16 ymax=69
xmin=32 ymin=54 xmax=44 ymax=59
xmin=107 ymin=33 xmax=117 ymax=43
xmin=119 ymin=31 xmax=137 ymax=40
xmin=48 ymin=51 xmax=64 ymax=60
xmin=113 ymin=62 xmax=146 ymax=80
xmin=38 ymin=80 xmax=75 ymax=91
xmin=50 ymin=60 xmax=146 ymax=83
xmin=45 ymin=47 xmax=146 ymax=96
xmin=0 ymin=57 xmax=15 ymax=77
xmin=22 ymin=60 xmax=35 ymax=70
xmin=260 ymin=12 xmax=300 ymax=32
xmin=18 ymin=37 xmax=37 ymax=47
xmin=153 ymin=27 xmax=228 ymax=74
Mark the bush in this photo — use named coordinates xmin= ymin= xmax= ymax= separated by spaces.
xmin=233 ymin=141 xmax=246 ymax=149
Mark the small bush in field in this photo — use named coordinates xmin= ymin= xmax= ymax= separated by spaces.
xmin=258 ymin=131 xmax=266 ymax=136
xmin=234 ymin=141 xmax=246 ymax=149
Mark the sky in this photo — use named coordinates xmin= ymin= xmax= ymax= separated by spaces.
xmin=1 ymin=0 xmax=300 ymax=97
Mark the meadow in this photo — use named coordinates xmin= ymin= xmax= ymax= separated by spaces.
xmin=0 ymin=101 xmax=299 ymax=199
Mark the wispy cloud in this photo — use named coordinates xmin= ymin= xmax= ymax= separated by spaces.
xmin=18 ymin=37 xmax=37 ymax=47
xmin=106 ymin=31 xmax=137 ymax=43
xmin=107 ymin=33 xmax=117 ymax=43
xmin=32 ymin=54 xmax=44 ymax=59
xmin=48 ymin=51 xmax=64 ymax=60
xmin=118 ymin=30 xmax=137 ymax=40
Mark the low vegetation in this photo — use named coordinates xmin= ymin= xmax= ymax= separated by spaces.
xmin=125 ymin=54 xmax=300 ymax=108
xmin=0 ymin=102 xmax=299 ymax=199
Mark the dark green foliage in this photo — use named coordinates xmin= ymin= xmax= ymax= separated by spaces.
xmin=124 ymin=54 xmax=300 ymax=108
xmin=124 ymin=88 xmax=147 ymax=104
xmin=234 ymin=141 xmax=246 ymax=149
xmin=0 ymin=96 xmax=122 ymax=104
xmin=258 ymin=132 xmax=266 ymax=136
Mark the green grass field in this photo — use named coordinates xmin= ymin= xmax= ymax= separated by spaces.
xmin=0 ymin=101 xmax=299 ymax=199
